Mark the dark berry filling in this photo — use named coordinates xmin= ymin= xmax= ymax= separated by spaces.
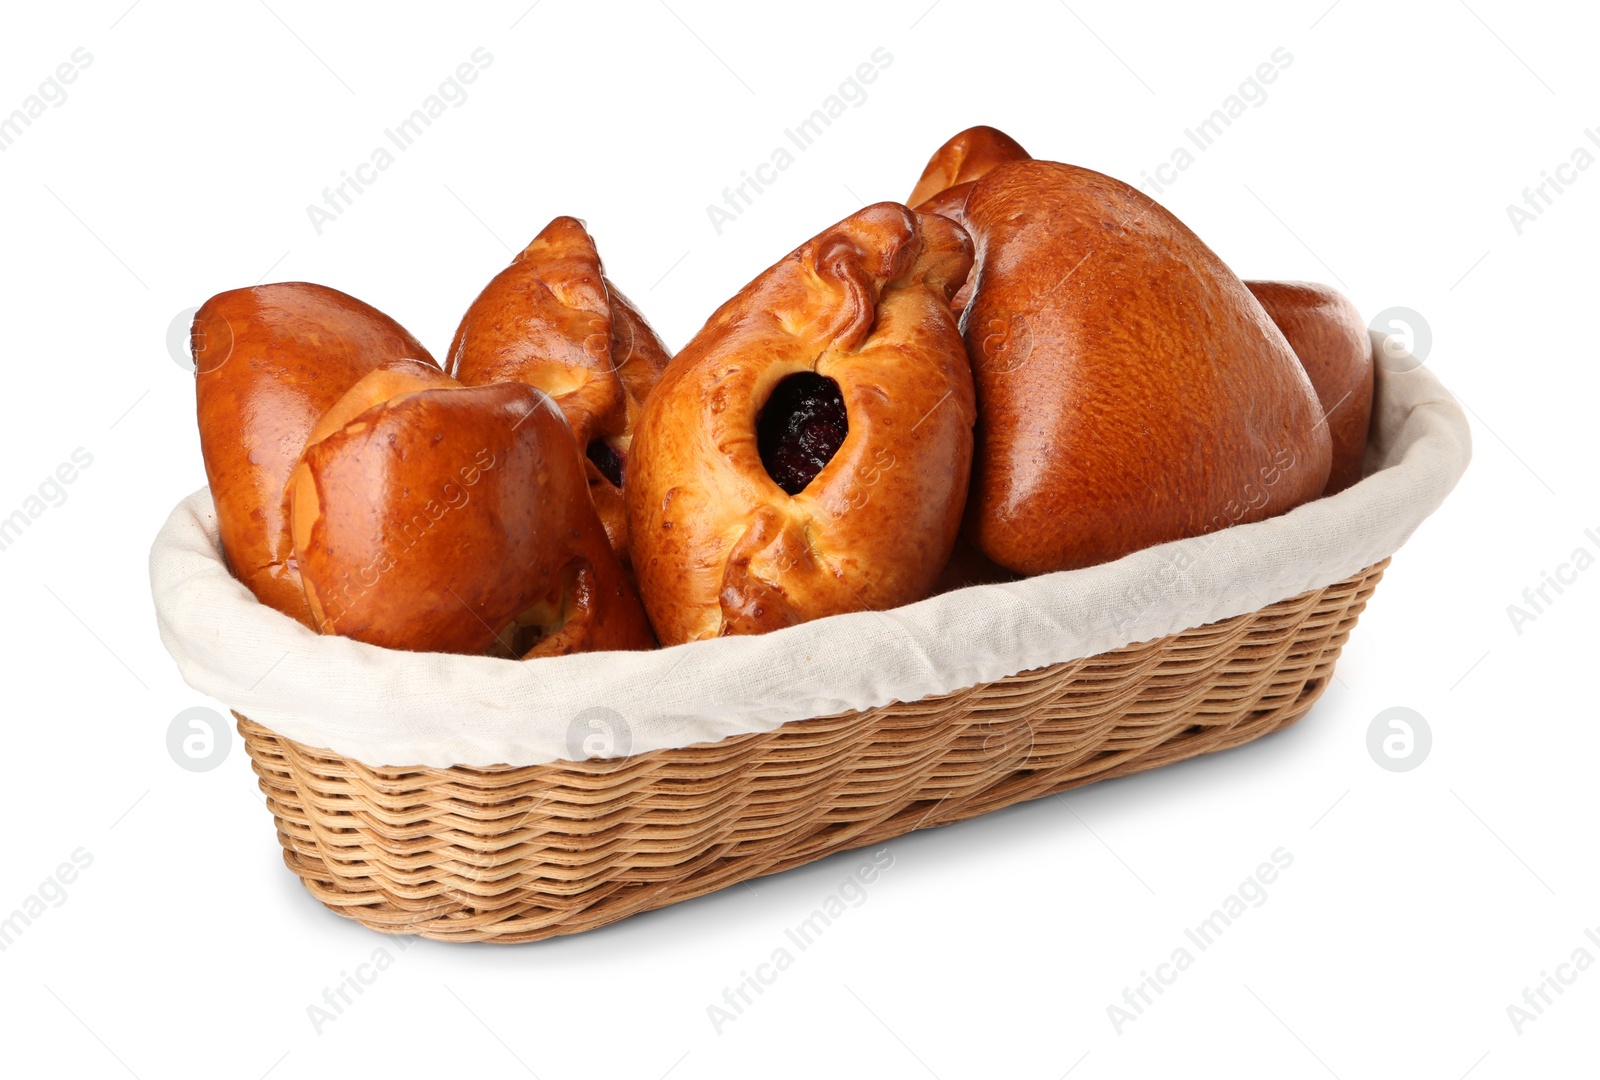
xmin=757 ymin=372 xmax=848 ymax=495
xmin=586 ymin=438 xmax=625 ymax=488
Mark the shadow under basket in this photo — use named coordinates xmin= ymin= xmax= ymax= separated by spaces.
xmin=239 ymin=558 xmax=1387 ymax=944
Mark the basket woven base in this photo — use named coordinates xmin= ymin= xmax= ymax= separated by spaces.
xmin=240 ymin=559 xmax=1387 ymax=943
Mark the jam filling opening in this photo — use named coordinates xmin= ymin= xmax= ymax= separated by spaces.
xmin=757 ymin=372 xmax=848 ymax=496
xmin=586 ymin=438 xmax=625 ymax=488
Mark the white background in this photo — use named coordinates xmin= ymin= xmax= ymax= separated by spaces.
xmin=1 ymin=0 xmax=1595 ymax=1076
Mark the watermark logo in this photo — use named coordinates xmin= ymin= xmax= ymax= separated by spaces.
xmin=1366 ymin=706 xmax=1430 ymax=772
xmin=975 ymin=715 xmax=1036 ymax=775
xmin=1369 ymin=306 xmax=1431 ymax=372
xmin=1506 ymin=526 xmax=1599 ymax=636
xmin=167 ymin=706 xmax=232 ymax=772
xmin=0 ymin=48 xmax=93 ymax=154
xmin=1137 ymin=47 xmax=1292 ymax=197
xmin=314 ymin=448 xmax=497 ymax=633
xmin=1106 ymin=446 xmax=1301 ymax=640
xmin=1505 ymin=924 xmax=1600 ymax=1034
xmin=974 ymin=311 xmax=1033 ymax=375
xmin=1107 ymin=846 xmax=1295 ymax=1033
xmin=707 ymin=847 xmax=895 ymax=1033
xmin=599 ymin=311 xmax=629 ymax=369
xmin=0 ymin=448 xmax=94 ymax=556
xmin=177 ymin=305 xmax=237 ymax=375
xmin=1506 ymin=130 xmax=1599 ymax=235
xmin=823 ymin=446 xmax=895 ymax=516
xmin=167 ymin=307 xmax=201 ymax=370
xmin=306 ymin=48 xmax=494 ymax=235
xmin=566 ymin=707 xmax=632 ymax=763
xmin=0 ymin=849 xmax=93 ymax=953
xmin=306 ymin=938 xmax=418 ymax=1033
xmin=706 ymin=47 xmax=893 ymax=235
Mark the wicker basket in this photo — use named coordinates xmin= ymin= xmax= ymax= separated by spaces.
xmin=238 ymin=557 xmax=1388 ymax=944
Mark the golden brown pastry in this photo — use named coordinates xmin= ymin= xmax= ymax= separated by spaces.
xmin=288 ymin=360 xmax=655 ymax=657
xmin=193 ymin=283 xmax=435 ymax=625
xmin=907 ymin=125 xmax=1032 ymax=213
xmin=907 ymin=126 xmax=1032 ymax=314
xmin=958 ymin=160 xmax=1332 ymax=575
xmin=1246 ymin=281 xmax=1373 ymax=495
xmin=447 ymin=216 xmax=673 ymax=562
xmin=626 ymin=203 xmax=976 ymax=645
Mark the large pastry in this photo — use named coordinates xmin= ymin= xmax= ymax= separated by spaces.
xmin=288 ymin=361 xmax=655 ymax=656
xmin=449 ymin=216 xmax=673 ymax=561
xmin=626 ymin=203 xmax=976 ymax=644
xmin=951 ymin=159 xmax=1332 ymax=574
xmin=1246 ymin=280 xmax=1373 ymax=495
xmin=193 ymin=283 xmax=435 ymax=624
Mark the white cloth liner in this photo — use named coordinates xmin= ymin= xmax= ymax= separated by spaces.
xmin=150 ymin=336 xmax=1470 ymax=768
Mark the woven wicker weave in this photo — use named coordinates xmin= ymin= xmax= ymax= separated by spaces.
xmin=239 ymin=558 xmax=1387 ymax=943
